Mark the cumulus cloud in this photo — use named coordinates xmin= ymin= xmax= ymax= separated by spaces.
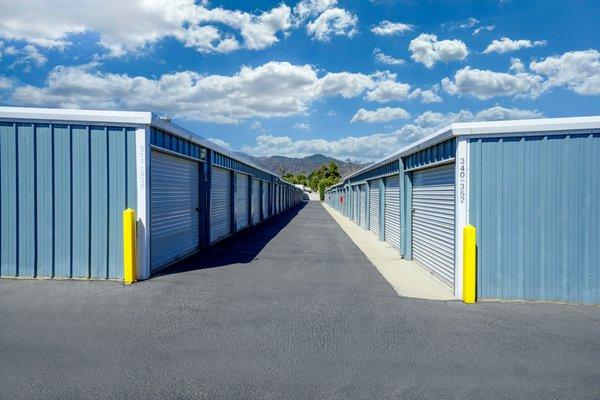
xmin=483 ymin=37 xmax=546 ymax=54
xmin=0 ymin=76 xmax=13 ymax=90
xmin=207 ymin=137 xmax=232 ymax=150
xmin=242 ymin=106 xmax=544 ymax=161
xmin=472 ymin=25 xmax=495 ymax=35
xmin=293 ymin=122 xmax=311 ymax=130
xmin=409 ymin=86 xmax=443 ymax=103
xmin=250 ymin=121 xmax=265 ymax=131
xmin=8 ymin=61 xmax=414 ymax=123
xmin=0 ymin=1 xmax=293 ymax=56
xmin=529 ymin=49 xmax=600 ymax=95
xmin=442 ymin=50 xmax=600 ymax=98
xmin=306 ymin=7 xmax=358 ymax=41
xmin=409 ymin=34 xmax=468 ymax=68
xmin=351 ymin=107 xmax=410 ymax=123
xmin=371 ymin=21 xmax=413 ymax=36
xmin=373 ymin=48 xmax=405 ymax=65
xmin=8 ymin=44 xmax=48 ymax=72
xmin=442 ymin=67 xmax=543 ymax=99
xmin=293 ymin=0 xmax=338 ymax=21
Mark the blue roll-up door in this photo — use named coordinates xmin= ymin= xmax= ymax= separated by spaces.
xmin=150 ymin=150 xmax=200 ymax=270
xmin=235 ymin=173 xmax=250 ymax=231
xmin=412 ymin=164 xmax=455 ymax=286
xmin=210 ymin=166 xmax=231 ymax=244
xmin=384 ymin=175 xmax=401 ymax=251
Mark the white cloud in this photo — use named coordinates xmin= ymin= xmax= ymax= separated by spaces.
xmin=371 ymin=21 xmax=413 ymax=36
xmin=483 ymin=37 xmax=546 ymax=54
xmin=351 ymin=107 xmax=410 ymax=123
xmin=8 ymin=61 xmax=412 ymax=123
xmin=293 ymin=122 xmax=311 ymax=130
xmin=409 ymin=33 xmax=468 ymax=68
xmin=365 ymin=80 xmax=411 ymax=102
xmin=442 ymin=67 xmax=543 ymax=99
xmin=529 ymin=49 xmax=600 ymax=95
xmin=0 ymin=76 xmax=13 ymax=90
xmin=242 ymin=106 xmax=544 ymax=161
xmin=373 ymin=48 xmax=405 ymax=65
xmin=207 ymin=137 xmax=232 ymax=149
xmin=306 ymin=7 xmax=358 ymax=41
xmin=409 ymin=86 xmax=443 ymax=103
xmin=472 ymin=25 xmax=495 ymax=35
xmin=443 ymin=50 xmax=600 ymax=99
xmin=10 ymin=44 xmax=47 ymax=71
xmin=294 ymin=0 xmax=338 ymax=21
xmin=0 ymin=1 xmax=292 ymax=56
xmin=250 ymin=121 xmax=264 ymax=131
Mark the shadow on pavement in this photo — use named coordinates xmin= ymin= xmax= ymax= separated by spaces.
xmin=153 ymin=201 xmax=308 ymax=277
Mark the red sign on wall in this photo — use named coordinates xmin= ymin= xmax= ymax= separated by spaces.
xmin=340 ymin=196 xmax=344 ymax=203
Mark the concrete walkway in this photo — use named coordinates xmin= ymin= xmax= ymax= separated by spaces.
xmin=322 ymin=202 xmax=454 ymax=300
xmin=1 ymin=201 xmax=599 ymax=400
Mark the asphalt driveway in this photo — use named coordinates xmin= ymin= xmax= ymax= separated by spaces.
xmin=1 ymin=201 xmax=599 ymax=400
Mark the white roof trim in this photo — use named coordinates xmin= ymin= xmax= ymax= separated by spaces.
xmin=337 ymin=115 xmax=600 ymax=185
xmin=0 ymin=106 xmax=152 ymax=125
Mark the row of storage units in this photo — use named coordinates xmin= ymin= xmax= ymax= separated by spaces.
xmin=326 ymin=116 xmax=600 ymax=304
xmin=0 ymin=106 xmax=303 ymax=281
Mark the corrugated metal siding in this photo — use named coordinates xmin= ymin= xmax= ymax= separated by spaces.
xmin=470 ymin=134 xmax=600 ymax=304
xmin=405 ymin=138 xmax=456 ymax=170
xmin=384 ymin=175 xmax=401 ymax=251
xmin=0 ymin=122 xmax=136 ymax=279
xmin=359 ymin=185 xmax=367 ymax=228
xmin=349 ymin=159 xmax=400 ymax=184
xmin=262 ymin=181 xmax=269 ymax=218
xmin=369 ymin=180 xmax=380 ymax=237
xmin=412 ymin=164 xmax=455 ymax=286
xmin=252 ymin=179 xmax=260 ymax=225
xmin=210 ymin=166 xmax=231 ymax=243
xmin=235 ymin=173 xmax=249 ymax=231
xmin=150 ymin=150 xmax=200 ymax=270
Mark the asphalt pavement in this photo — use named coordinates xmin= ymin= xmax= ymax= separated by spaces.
xmin=1 ymin=201 xmax=599 ymax=400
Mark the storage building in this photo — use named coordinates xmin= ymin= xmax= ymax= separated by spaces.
xmin=0 ymin=107 xmax=303 ymax=281
xmin=326 ymin=116 xmax=600 ymax=304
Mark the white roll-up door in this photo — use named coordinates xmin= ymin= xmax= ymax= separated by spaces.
xmin=384 ymin=175 xmax=401 ymax=251
xmin=412 ymin=163 xmax=455 ymax=286
xmin=235 ymin=173 xmax=250 ymax=231
xmin=369 ymin=180 xmax=380 ymax=237
xmin=262 ymin=181 xmax=269 ymax=219
xmin=210 ymin=166 xmax=231 ymax=244
xmin=150 ymin=150 xmax=200 ymax=271
xmin=359 ymin=184 xmax=366 ymax=228
xmin=354 ymin=187 xmax=359 ymax=223
xmin=252 ymin=179 xmax=260 ymax=225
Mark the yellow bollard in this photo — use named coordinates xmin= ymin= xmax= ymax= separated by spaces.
xmin=123 ymin=208 xmax=137 ymax=284
xmin=463 ymin=225 xmax=476 ymax=304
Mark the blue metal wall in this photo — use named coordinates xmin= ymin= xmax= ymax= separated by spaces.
xmin=0 ymin=122 xmax=137 ymax=279
xmin=469 ymin=133 xmax=600 ymax=304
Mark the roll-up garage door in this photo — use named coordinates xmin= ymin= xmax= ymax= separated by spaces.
xmin=252 ymin=179 xmax=260 ymax=225
xmin=210 ymin=166 xmax=231 ymax=244
xmin=262 ymin=181 xmax=269 ymax=219
xmin=369 ymin=180 xmax=380 ymax=237
xmin=235 ymin=173 xmax=250 ymax=231
xmin=353 ymin=187 xmax=359 ymax=222
xmin=359 ymin=185 xmax=367 ymax=228
xmin=150 ymin=150 xmax=200 ymax=270
xmin=412 ymin=163 xmax=455 ymax=286
xmin=384 ymin=175 xmax=401 ymax=250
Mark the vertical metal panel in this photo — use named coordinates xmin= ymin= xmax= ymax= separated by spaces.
xmin=470 ymin=134 xmax=600 ymax=304
xmin=0 ymin=122 xmax=136 ymax=279
xmin=252 ymin=179 xmax=260 ymax=225
xmin=384 ymin=175 xmax=401 ymax=251
xmin=150 ymin=150 xmax=200 ymax=270
xmin=369 ymin=179 xmax=380 ymax=236
xmin=262 ymin=181 xmax=269 ymax=219
xmin=71 ymin=126 xmax=90 ymax=278
xmin=210 ymin=166 xmax=231 ymax=243
xmin=412 ymin=164 xmax=455 ymax=286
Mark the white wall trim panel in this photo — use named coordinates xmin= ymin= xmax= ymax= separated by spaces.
xmin=454 ymin=138 xmax=469 ymax=299
xmin=136 ymin=127 xmax=151 ymax=280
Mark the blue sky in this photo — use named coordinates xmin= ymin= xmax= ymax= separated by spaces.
xmin=0 ymin=0 xmax=599 ymax=161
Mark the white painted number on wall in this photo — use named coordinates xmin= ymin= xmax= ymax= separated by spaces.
xmin=458 ymin=157 xmax=466 ymax=204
